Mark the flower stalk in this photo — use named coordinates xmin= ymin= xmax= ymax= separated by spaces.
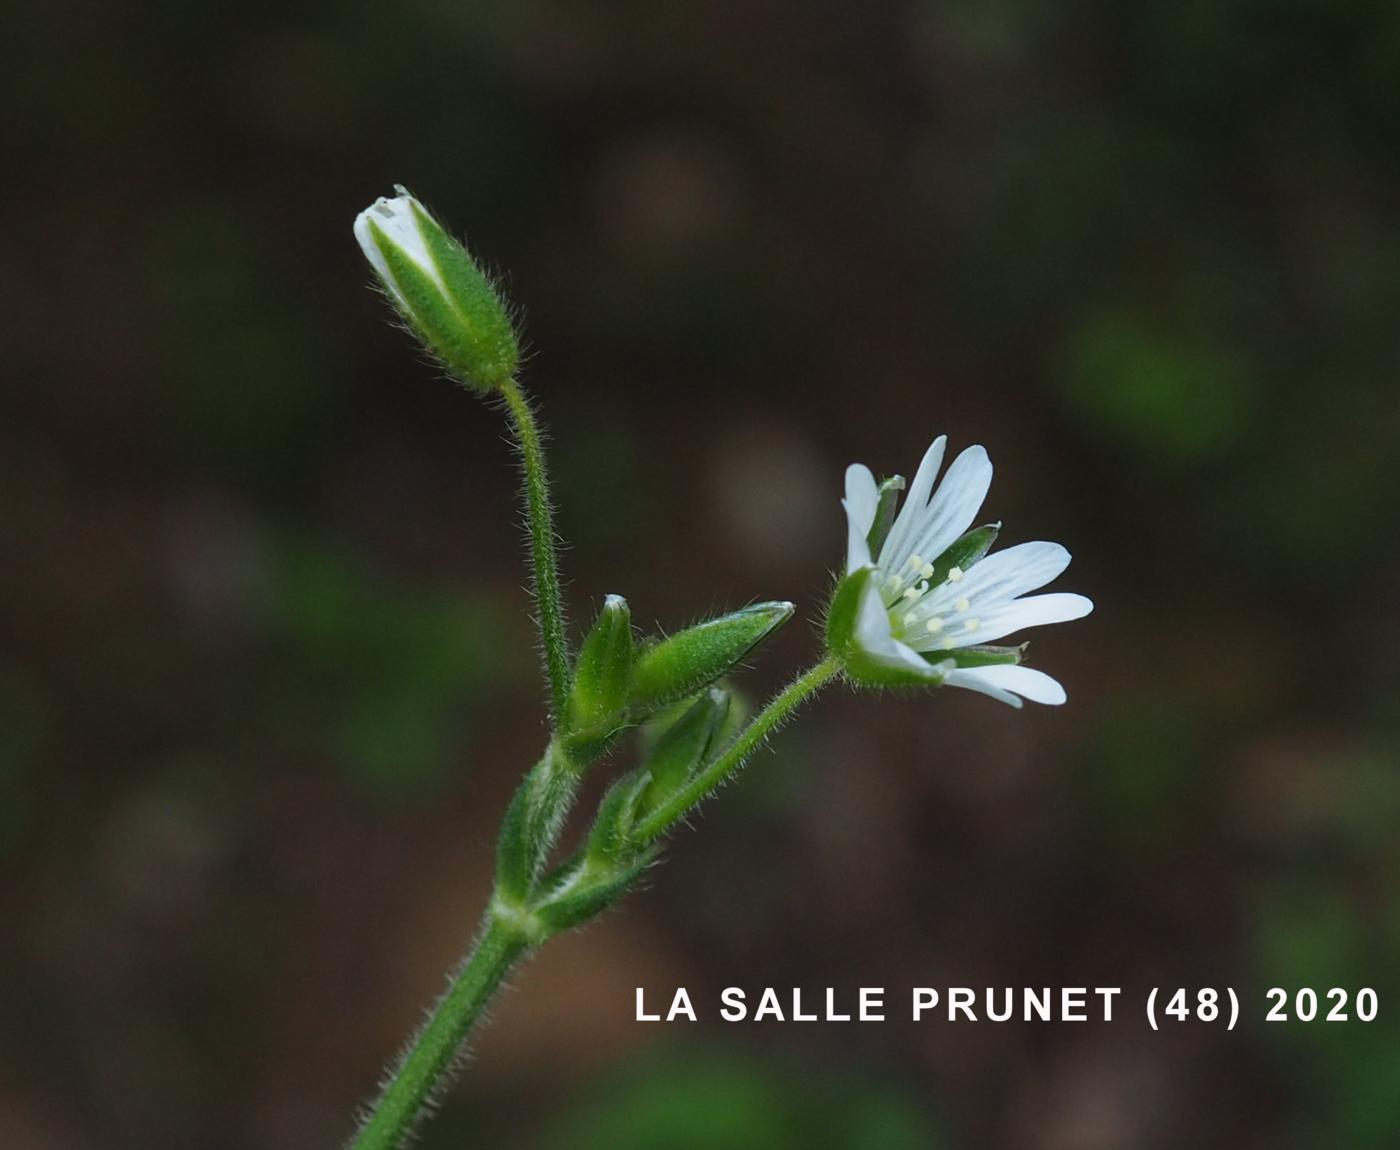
xmin=497 ymin=378 xmax=572 ymax=720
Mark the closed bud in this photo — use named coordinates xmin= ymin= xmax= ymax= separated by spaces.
xmin=566 ymin=595 xmax=633 ymax=750
xmin=354 ymin=187 xmax=519 ymax=392
xmin=640 ymin=688 xmax=729 ymax=813
xmin=628 ymin=602 xmax=794 ymax=712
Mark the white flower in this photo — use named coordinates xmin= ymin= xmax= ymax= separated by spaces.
xmin=353 ymin=189 xmax=443 ymax=312
xmin=839 ymin=435 xmax=1093 ymax=706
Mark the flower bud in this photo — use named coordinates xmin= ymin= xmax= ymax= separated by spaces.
xmin=628 ymin=602 xmax=794 ymax=712
xmin=566 ymin=595 xmax=633 ymax=750
xmin=354 ymin=188 xmax=518 ymax=392
xmin=639 ymin=688 xmax=730 ymax=813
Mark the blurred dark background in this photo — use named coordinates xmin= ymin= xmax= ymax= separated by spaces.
xmin=5 ymin=2 xmax=1400 ymax=1147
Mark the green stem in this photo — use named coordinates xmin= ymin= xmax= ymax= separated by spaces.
xmin=498 ymin=378 xmax=571 ymax=720
xmin=348 ymin=916 xmax=530 ymax=1150
xmin=633 ymin=654 xmax=843 ymax=843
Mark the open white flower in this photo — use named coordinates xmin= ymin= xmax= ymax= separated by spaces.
xmin=834 ymin=436 xmax=1092 ymax=706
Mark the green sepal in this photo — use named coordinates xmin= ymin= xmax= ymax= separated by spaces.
xmin=944 ymin=643 xmax=1026 ymax=668
xmin=532 ymin=849 xmax=659 ymax=933
xmin=565 ymin=595 xmax=633 ymax=754
xmin=824 ymin=566 xmax=873 ymax=657
xmin=842 ymin=647 xmax=953 ymax=689
xmin=585 ymin=769 xmax=653 ymax=864
xmin=628 ymin=602 xmax=794 ymax=712
xmin=639 ymin=688 xmax=729 ymax=814
xmin=827 ymin=567 xmax=953 ymax=689
xmin=370 ymin=210 xmax=518 ymax=392
xmin=866 ymin=474 xmax=905 ymax=558
xmin=927 ymin=523 xmax=1000 ymax=587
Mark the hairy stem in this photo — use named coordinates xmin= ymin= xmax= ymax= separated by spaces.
xmin=633 ymin=654 xmax=844 ymax=843
xmin=348 ymin=916 xmax=530 ymax=1150
xmin=498 ymin=378 xmax=571 ymax=719
xmin=346 ymin=656 xmax=840 ymax=1148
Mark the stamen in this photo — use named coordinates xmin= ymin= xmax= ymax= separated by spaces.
xmin=947 ymin=565 xmax=964 ymax=582
xmin=907 ymin=554 xmax=924 ymax=571
xmin=940 ymin=637 xmax=956 ymax=650
xmin=925 ymin=617 xmax=943 ymax=633
xmin=901 ymin=587 xmax=920 ymax=602
xmin=919 ymin=562 xmax=935 ymax=579
xmin=955 ymin=597 xmax=970 ymax=613
xmin=902 ymin=612 xmax=917 ymax=627
xmin=963 ymin=618 xmax=980 ymax=633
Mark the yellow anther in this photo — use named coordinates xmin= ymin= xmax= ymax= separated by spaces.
xmin=902 ymin=587 xmax=920 ymax=602
xmin=902 ymin=612 xmax=917 ymax=627
xmin=963 ymin=618 xmax=980 ymax=633
xmin=941 ymin=637 xmax=956 ymax=650
xmin=955 ymin=597 xmax=970 ymax=613
xmin=907 ymin=554 xmax=924 ymax=571
xmin=925 ymin=617 xmax=944 ymax=634
xmin=920 ymin=562 xmax=935 ymax=579
xmin=947 ymin=566 xmax=964 ymax=583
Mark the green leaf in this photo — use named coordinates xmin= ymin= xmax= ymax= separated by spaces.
xmin=628 ymin=602 xmax=793 ymax=712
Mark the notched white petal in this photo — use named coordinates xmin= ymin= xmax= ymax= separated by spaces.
xmin=954 ymin=540 xmax=1071 ymax=601
xmin=879 ymin=435 xmax=946 ymax=567
xmin=842 ymin=463 xmax=879 ymax=573
xmin=946 ymin=664 xmax=1067 ymax=706
xmin=898 ymin=444 xmax=992 ymax=570
xmin=966 ymin=592 xmax=1094 ymax=644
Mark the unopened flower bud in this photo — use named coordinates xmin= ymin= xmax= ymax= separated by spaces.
xmin=628 ymin=602 xmax=794 ymax=713
xmin=354 ymin=187 xmax=518 ymax=392
xmin=565 ymin=594 xmax=634 ymax=754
